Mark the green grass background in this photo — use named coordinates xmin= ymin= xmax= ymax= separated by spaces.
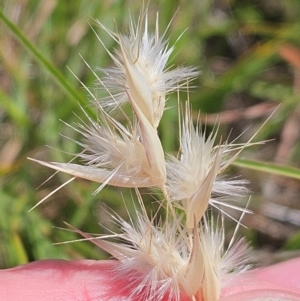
xmin=1 ymin=0 xmax=300 ymax=268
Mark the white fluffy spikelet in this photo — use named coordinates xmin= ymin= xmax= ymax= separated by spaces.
xmin=96 ymin=12 xmax=198 ymax=128
xmin=30 ymin=104 xmax=167 ymax=192
xmin=29 ymin=6 xmax=258 ymax=301
xmin=30 ymin=108 xmax=161 ymax=194
xmin=200 ymin=215 xmax=250 ymax=301
xmin=166 ymin=104 xmax=249 ymax=228
xmin=81 ymin=197 xmax=207 ymax=301
xmin=72 ymin=199 xmax=250 ymax=301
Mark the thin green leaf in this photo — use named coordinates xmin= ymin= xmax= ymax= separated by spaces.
xmin=233 ymin=159 xmax=300 ymax=180
xmin=0 ymin=88 xmax=30 ymax=126
xmin=0 ymin=10 xmax=88 ymax=112
xmin=284 ymin=232 xmax=300 ymax=251
xmin=11 ymin=231 xmax=28 ymax=264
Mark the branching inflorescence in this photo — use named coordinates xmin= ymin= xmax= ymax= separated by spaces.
xmin=30 ymin=8 xmax=258 ymax=301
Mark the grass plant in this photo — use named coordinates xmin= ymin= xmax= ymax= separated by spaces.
xmin=1 ymin=0 xmax=300 ymax=283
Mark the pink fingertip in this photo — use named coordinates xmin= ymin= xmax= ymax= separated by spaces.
xmin=218 ymin=289 xmax=300 ymax=301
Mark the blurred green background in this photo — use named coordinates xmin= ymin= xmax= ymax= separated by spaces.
xmin=1 ymin=0 xmax=300 ymax=268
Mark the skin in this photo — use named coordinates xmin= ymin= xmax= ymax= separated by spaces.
xmin=1 ymin=258 xmax=300 ymax=301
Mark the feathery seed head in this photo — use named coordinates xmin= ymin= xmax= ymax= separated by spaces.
xmin=31 ymin=103 xmax=167 ymax=192
xmin=200 ymin=216 xmax=250 ymax=301
xmin=30 ymin=110 xmax=160 ymax=193
xmin=93 ymin=211 xmax=199 ymax=301
xmin=85 ymin=204 xmax=249 ymax=301
xmin=30 ymin=6 xmax=258 ymax=301
xmin=166 ymin=106 xmax=249 ymax=228
xmin=96 ymin=12 xmax=198 ymax=128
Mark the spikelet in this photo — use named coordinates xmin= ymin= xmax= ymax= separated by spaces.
xmin=95 ymin=12 xmax=198 ymax=128
xmin=166 ymin=104 xmax=250 ymax=228
xmin=30 ymin=108 xmax=160 ymax=194
xmin=98 ymin=209 xmax=202 ymax=301
xmin=199 ymin=215 xmax=250 ymax=301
